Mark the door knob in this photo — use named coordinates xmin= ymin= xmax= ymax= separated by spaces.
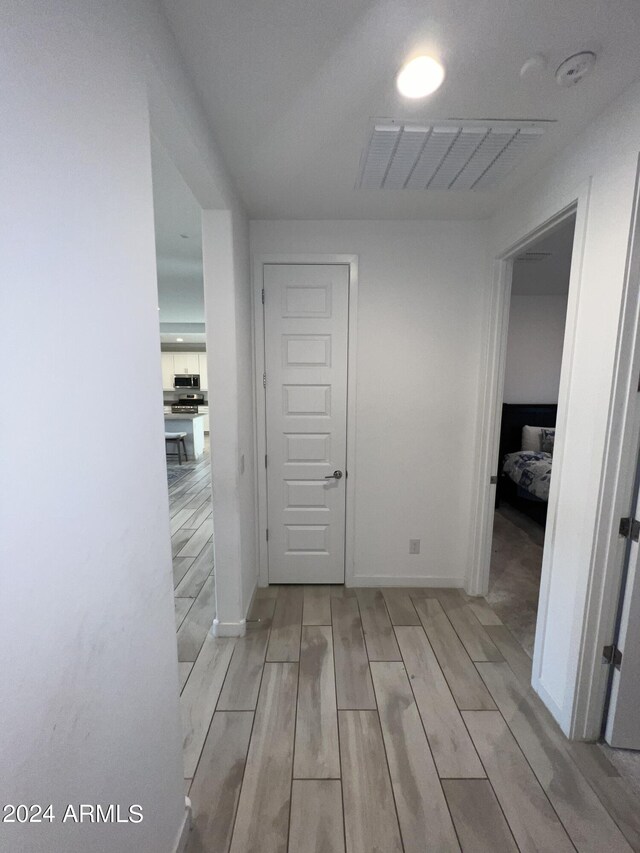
xmin=324 ymin=470 xmax=343 ymax=480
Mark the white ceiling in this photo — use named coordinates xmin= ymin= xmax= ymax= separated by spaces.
xmin=150 ymin=135 xmax=205 ymax=337
xmin=161 ymin=0 xmax=640 ymax=220
xmin=512 ymin=215 xmax=576 ymax=296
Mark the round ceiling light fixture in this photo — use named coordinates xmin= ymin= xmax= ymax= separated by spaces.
xmin=176 ymin=338 xmax=184 ymax=342
xmin=396 ymin=55 xmax=445 ymax=99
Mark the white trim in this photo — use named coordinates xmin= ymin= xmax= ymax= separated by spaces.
xmin=350 ymin=576 xmax=464 ymax=588
xmin=245 ymin=578 xmax=258 ymax=619
xmin=532 ymin=189 xmax=591 ymax=727
xmin=534 ymin=680 xmax=565 ymax=727
xmin=572 ymin=156 xmax=640 ymax=739
xmin=469 ymin=190 xmax=586 ymax=598
xmin=211 ymin=618 xmax=246 ymax=638
xmin=252 ymin=253 xmax=269 ymax=588
xmin=466 ymin=256 xmax=513 ymax=596
xmin=470 ymin=164 xmax=640 ymax=739
xmin=252 ymin=254 xmax=359 ymax=587
xmin=172 ymin=797 xmax=192 ymax=853
xmin=469 ymin=180 xmax=591 ymax=731
xmin=345 ymin=258 xmax=359 ymax=588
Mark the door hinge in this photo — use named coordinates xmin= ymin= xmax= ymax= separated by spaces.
xmin=619 ymin=517 xmax=640 ymax=541
xmin=261 ymin=288 xmax=265 ymax=304
xmin=265 ymin=528 xmax=269 ymax=541
xmin=602 ymin=643 xmax=623 ymax=669
xmin=490 ymin=475 xmax=498 ymax=485
xmin=265 ymin=454 xmax=267 ymax=468
xmin=263 ymin=372 xmax=266 ymax=389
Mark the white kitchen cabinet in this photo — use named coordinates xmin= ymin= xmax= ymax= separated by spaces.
xmin=198 ymin=353 xmax=208 ymax=390
xmin=161 ymin=351 xmax=206 ymax=388
xmin=161 ymin=353 xmax=175 ymax=390
xmin=200 ymin=405 xmax=210 ymax=432
xmin=173 ymin=352 xmax=200 ymax=375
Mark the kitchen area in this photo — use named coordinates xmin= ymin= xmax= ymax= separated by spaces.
xmin=162 ymin=349 xmax=209 ymax=461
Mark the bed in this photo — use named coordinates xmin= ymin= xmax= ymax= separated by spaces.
xmin=496 ymin=403 xmax=557 ymax=526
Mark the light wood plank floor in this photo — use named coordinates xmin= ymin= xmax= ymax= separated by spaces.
xmin=168 ymin=457 xmax=640 ymax=851
xmin=168 ymin=452 xmax=216 ymax=677
xmin=175 ymin=578 xmax=640 ymax=853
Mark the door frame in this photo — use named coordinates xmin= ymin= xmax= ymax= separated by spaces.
xmin=575 ymin=157 xmax=640 ymax=739
xmin=470 ymin=161 xmax=640 ymax=739
xmin=467 ymin=192 xmax=586 ymax=598
xmin=252 ymin=254 xmax=359 ymax=587
xmin=468 ymin=178 xmax=591 ymax=730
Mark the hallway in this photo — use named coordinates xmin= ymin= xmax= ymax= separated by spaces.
xmin=180 ymin=583 xmax=640 ymax=852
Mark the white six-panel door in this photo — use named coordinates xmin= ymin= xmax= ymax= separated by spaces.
xmin=263 ymin=263 xmax=349 ymax=583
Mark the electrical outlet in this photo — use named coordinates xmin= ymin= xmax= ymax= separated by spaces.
xmin=409 ymin=539 xmax=420 ymax=555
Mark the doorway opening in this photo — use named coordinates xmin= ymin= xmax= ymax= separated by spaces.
xmin=150 ymin=136 xmax=216 ymax=683
xmin=488 ymin=213 xmax=576 ymax=656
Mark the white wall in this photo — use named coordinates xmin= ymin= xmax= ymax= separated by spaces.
xmin=251 ymin=220 xmax=489 ymax=586
xmin=232 ymin=214 xmax=259 ymax=611
xmin=0 ymin=2 xmax=253 ymax=850
xmin=488 ymin=77 xmax=640 ymax=733
xmin=202 ymin=210 xmax=258 ymax=632
xmin=503 ymin=295 xmax=568 ymax=404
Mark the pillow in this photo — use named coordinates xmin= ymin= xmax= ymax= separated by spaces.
xmin=521 ymin=425 xmax=543 ymax=452
xmin=540 ymin=427 xmax=555 ymax=455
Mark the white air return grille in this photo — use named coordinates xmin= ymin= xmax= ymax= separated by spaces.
xmin=406 ymin=126 xmax=458 ymax=190
xmin=384 ymin=126 xmax=429 ymax=189
xmin=359 ymin=124 xmax=400 ymax=188
xmin=358 ymin=122 xmax=545 ymax=191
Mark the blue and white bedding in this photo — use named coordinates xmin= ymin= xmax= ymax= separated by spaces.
xmin=502 ymin=450 xmax=553 ymax=502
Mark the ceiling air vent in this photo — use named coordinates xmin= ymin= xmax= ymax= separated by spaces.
xmin=358 ymin=121 xmax=545 ymax=191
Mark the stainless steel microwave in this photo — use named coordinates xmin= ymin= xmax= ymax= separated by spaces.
xmin=174 ymin=374 xmax=200 ymax=389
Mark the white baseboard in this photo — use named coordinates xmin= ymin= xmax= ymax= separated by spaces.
xmin=349 ymin=576 xmax=464 ymax=588
xmin=212 ymin=617 xmax=246 ymax=638
xmin=173 ymin=796 xmax=192 ymax=853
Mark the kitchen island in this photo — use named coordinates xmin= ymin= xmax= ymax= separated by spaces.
xmin=164 ymin=413 xmax=206 ymax=461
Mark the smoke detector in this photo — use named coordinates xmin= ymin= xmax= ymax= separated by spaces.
xmin=555 ymin=51 xmax=596 ymax=87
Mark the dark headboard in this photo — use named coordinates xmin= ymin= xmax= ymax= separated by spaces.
xmin=498 ymin=403 xmax=557 ymax=471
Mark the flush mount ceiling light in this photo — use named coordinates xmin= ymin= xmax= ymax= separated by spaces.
xmin=176 ymin=337 xmax=184 ymax=342
xmin=396 ymin=56 xmax=445 ymax=99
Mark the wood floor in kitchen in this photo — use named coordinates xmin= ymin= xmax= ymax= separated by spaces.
xmin=169 ymin=461 xmax=640 ymax=853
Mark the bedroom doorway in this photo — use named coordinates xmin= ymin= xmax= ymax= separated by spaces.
xmin=488 ymin=213 xmax=577 ymax=655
